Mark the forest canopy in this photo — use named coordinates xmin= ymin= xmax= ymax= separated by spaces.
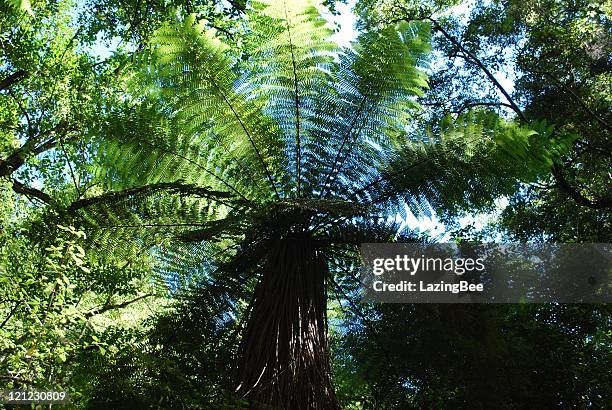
xmin=0 ymin=0 xmax=610 ymax=408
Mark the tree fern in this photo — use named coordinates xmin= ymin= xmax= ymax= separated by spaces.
xmin=62 ymin=1 xmax=573 ymax=407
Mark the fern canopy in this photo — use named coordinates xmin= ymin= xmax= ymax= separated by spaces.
xmin=69 ymin=0 xmax=574 ymax=314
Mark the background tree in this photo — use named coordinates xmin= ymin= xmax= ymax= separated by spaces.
xmin=0 ymin=0 xmax=244 ymax=403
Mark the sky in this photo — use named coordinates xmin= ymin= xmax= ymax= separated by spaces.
xmin=321 ymin=0 xmax=360 ymax=48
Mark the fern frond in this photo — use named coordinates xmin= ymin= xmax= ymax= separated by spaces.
xmin=70 ymin=3 xmax=577 ymax=321
xmin=95 ymin=103 xmax=267 ymax=202
xmin=352 ymin=111 xmax=573 ymax=218
xmin=151 ymin=15 xmax=284 ymax=199
xmin=66 ymin=182 xmax=244 ymax=261
xmin=245 ymin=0 xmax=338 ymax=197
xmin=316 ymin=20 xmax=431 ymax=198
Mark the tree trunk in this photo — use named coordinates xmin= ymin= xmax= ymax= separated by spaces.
xmin=237 ymin=235 xmax=339 ymax=409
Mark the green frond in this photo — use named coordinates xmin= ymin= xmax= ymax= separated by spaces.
xmin=79 ymin=6 xmax=437 ymax=286
xmin=94 ymin=103 xmax=277 ymax=203
xmin=315 ymin=20 xmax=432 ymax=199
xmin=247 ymin=0 xmax=338 ymax=197
xmin=150 ymin=14 xmax=286 ymax=200
xmin=355 ymin=111 xmax=574 ymax=218
xmin=142 ymin=2 xmax=432 ymax=204
xmin=75 ymin=4 xmax=574 ymax=293
xmin=65 ymin=182 xmax=244 ymax=262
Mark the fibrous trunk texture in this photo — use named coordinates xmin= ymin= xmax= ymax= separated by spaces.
xmin=237 ymin=236 xmax=339 ymax=409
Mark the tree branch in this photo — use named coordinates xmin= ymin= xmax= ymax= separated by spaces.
xmin=84 ymin=293 xmax=154 ymax=319
xmin=551 ymin=165 xmax=611 ymax=209
xmin=11 ymin=179 xmax=53 ymax=204
xmin=7 ymin=88 xmax=32 ymax=132
xmin=540 ymin=71 xmax=612 ymax=132
xmin=0 ymin=300 xmax=22 ymax=329
xmin=58 ymin=135 xmax=81 ymax=198
xmin=0 ymin=148 xmax=28 ymax=177
xmin=0 ymin=121 xmax=72 ymax=177
xmin=0 ymin=70 xmax=28 ymax=91
xmin=395 ymin=12 xmax=609 ymax=212
xmin=454 ymin=101 xmax=516 ymax=116
xmin=0 ymin=374 xmax=32 ymax=385
xmin=427 ymin=17 xmax=528 ymax=123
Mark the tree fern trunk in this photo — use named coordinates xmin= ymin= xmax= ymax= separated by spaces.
xmin=237 ymin=236 xmax=339 ymax=409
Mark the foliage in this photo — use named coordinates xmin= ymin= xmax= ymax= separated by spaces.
xmin=336 ymin=303 xmax=612 ymax=409
xmin=353 ymin=0 xmax=611 ymax=239
xmin=0 ymin=0 xmax=609 ymax=408
xmin=69 ymin=0 xmax=572 ymax=407
xmin=0 ymin=190 xmax=162 ymax=406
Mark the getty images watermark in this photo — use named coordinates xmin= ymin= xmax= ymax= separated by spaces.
xmin=360 ymin=243 xmax=611 ymax=303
